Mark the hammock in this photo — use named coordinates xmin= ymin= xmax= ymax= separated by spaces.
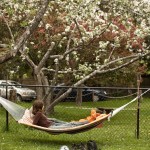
xmin=0 ymin=88 xmax=149 ymax=134
xmin=0 ymin=97 xmax=109 ymax=134
xmin=20 ymin=114 xmax=109 ymax=135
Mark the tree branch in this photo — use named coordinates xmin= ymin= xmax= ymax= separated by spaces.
xmin=0 ymin=0 xmax=50 ymax=64
xmin=2 ymin=14 xmax=15 ymax=44
xmin=73 ymin=18 xmax=84 ymax=45
xmin=13 ymin=0 xmax=50 ymax=55
xmin=47 ymin=51 xmax=150 ymax=110
xmin=36 ymin=42 xmax=55 ymax=73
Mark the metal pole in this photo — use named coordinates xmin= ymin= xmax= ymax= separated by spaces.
xmin=136 ymin=74 xmax=141 ymax=139
xmin=6 ymin=78 xmax=9 ymax=131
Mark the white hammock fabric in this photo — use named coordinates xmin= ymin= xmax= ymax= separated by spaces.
xmin=0 ymin=97 xmax=25 ymax=121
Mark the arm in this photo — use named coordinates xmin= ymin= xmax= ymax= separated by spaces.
xmin=33 ymin=112 xmax=42 ymax=125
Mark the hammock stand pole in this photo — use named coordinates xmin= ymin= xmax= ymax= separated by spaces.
xmin=5 ymin=80 xmax=9 ymax=131
xmin=136 ymin=73 xmax=141 ymax=139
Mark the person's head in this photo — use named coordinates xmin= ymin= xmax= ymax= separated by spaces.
xmin=32 ymin=100 xmax=44 ymax=115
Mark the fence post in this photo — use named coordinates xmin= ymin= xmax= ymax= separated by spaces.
xmin=136 ymin=74 xmax=141 ymax=139
xmin=5 ymin=83 xmax=9 ymax=131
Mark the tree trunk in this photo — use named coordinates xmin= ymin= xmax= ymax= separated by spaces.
xmin=34 ymin=71 xmax=54 ymax=115
xmin=34 ymin=73 xmax=44 ymax=100
xmin=76 ymin=86 xmax=83 ymax=106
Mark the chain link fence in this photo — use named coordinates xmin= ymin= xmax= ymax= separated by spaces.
xmin=0 ymin=84 xmax=150 ymax=147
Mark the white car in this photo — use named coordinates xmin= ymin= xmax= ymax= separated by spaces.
xmin=0 ymin=80 xmax=36 ymax=101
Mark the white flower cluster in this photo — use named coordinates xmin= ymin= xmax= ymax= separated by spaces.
xmin=99 ymin=41 xmax=109 ymax=50
xmin=1 ymin=0 xmax=40 ymax=26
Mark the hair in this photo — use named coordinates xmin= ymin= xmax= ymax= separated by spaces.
xmin=32 ymin=100 xmax=44 ymax=115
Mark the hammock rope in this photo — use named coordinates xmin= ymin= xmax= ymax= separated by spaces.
xmin=108 ymin=88 xmax=150 ymax=120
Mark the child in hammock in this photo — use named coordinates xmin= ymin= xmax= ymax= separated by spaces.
xmin=32 ymin=100 xmax=88 ymax=129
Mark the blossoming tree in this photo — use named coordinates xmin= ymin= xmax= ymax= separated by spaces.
xmin=0 ymin=0 xmax=150 ymax=114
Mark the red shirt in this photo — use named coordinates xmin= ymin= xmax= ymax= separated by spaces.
xmin=33 ymin=111 xmax=53 ymax=127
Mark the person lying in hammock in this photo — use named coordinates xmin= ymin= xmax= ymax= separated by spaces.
xmin=19 ymin=100 xmax=107 ymax=129
xmin=32 ymin=100 xmax=89 ymax=129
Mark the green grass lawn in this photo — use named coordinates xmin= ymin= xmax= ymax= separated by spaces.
xmin=0 ymin=98 xmax=150 ymax=150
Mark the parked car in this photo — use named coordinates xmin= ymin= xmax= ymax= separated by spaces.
xmin=0 ymin=80 xmax=37 ymax=101
xmin=53 ymin=86 xmax=107 ymax=102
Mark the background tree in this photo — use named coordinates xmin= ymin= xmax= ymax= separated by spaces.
xmin=0 ymin=0 xmax=150 ymax=115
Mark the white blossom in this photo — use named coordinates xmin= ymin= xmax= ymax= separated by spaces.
xmin=45 ymin=24 xmax=51 ymax=29
xmin=65 ymin=26 xmax=70 ymax=32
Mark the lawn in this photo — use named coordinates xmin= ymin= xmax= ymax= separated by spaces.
xmin=0 ymin=97 xmax=150 ymax=150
